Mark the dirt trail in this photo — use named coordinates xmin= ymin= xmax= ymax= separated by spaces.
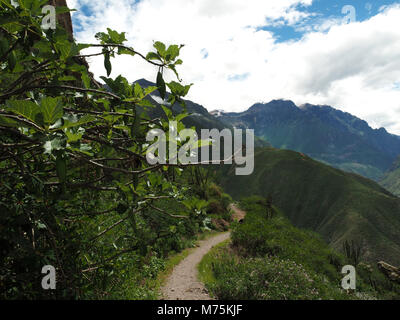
xmin=161 ymin=232 xmax=230 ymax=300
xmin=229 ymin=203 xmax=246 ymax=221
xmin=161 ymin=204 xmax=245 ymax=300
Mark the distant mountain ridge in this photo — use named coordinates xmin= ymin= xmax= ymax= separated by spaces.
xmin=218 ymin=100 xmax=400 ymax=181
xmin=135 ymin=79 xmax=269 ymax=147
xmin=135 ymin=78 xmax=228 ymax=131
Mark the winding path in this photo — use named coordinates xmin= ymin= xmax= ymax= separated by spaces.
xmin=161 ymin=204 xmax=245 ymax=300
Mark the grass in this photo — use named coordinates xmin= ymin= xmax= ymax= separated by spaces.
xmin=198 ymin=239 xmax=231 ymax=299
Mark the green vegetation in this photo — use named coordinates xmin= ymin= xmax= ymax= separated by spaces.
xmin=199 ymin=197 xmax=400 ymax=300
xmin=2 ymin=0 xmax=400 ymax=301
xmin=199 ymin=198 xmax=351 ymax=300
xmin=218 ymin=147 xmax=400 ymax=266
xmin=381 ymin=157 xmax=400 ymax=197
xmin=0 ymin=1 xmax=230 ymax=299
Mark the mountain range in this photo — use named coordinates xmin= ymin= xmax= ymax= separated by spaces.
xmin=216 ymin=100 xmax=400 ymax=181
xmin=137 ymin=79 xmax=400 ymax=264
xmin=135 ymin=79 xmax=269 ymax=147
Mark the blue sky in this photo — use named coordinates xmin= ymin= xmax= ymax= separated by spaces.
xmin=67 ymin=0 xmax=400 ymax=134
xmin=71 ymin=1 xmax=399 ymax=41
xmin=263 ymin=0 xmax=398 ymax=42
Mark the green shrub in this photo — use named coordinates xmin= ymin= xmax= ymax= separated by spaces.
xmin=221 ymin=193 xmax=233 ymax=209
xmin=209 ymin=253 xmax=350 ymax=300
xmin=206 ymin=183 xmax=223 ymax=199
xmin=231 ymin=207 xmax=341 ymax=283
xmin=207 ymin=199 xmax=226 ymax=215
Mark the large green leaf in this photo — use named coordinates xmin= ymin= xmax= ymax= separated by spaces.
xmin=60 ymin=114 xmax=95 ymax=130
xmin=0 ymin=115 xmax=20 ymax=127
xmin=144 ymin=86 xmax=157 ymax=96
xmin=0 ymin=38 xmax=8 ymax=55
xmin=161 ymin=105 xmax=172 ymax=119
xmin=5 ymin=100 xmax=43 ymax=126
xmin=146 ymin=52 xmax=161 ymax=61
xmin=40 ymin=97 xmax=63 ymax=125
xmin=134 ymin=83 xmax=143 ymax=99
xmin=56 ymin=40 xmax=73 ymax=60
xmin=43 ymin=136 xmax=66 ymax=154
xmin=81 ymin=71 xmax=91 ymax=89
xmin=153 ymin=41 xmax=166 ymax=57
xmin=157 ymin=71 xmax=166 ymax=100
xmin=106 ymin=28 xmax=126 ymax=44
xmin=165 ymin=45 xmax=180 ymax=62
xmin=104 ymin=52 xmax=112 ymax=76
xmin=65 ymin=128 xmax=84 ymax=143
xmin=167 ymin=81 xmax=192 ymax=97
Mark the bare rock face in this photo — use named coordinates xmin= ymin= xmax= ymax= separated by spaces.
xmin=48 ymin=0 xmax=74 ymax=38
xmin=377 ymin=261 xmax=400 ymax=283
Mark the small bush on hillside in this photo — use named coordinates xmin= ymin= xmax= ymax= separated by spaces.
xmin=206 ymin=183 xmax=223 ymax=199
xmin=204 ymin=183 xmax=233 ymax=223
xmin=221 ymin=193 xmax=233 ymax=209
xmin=209 ymin=253 xmax=350 ymax=300
xmin=231 ymin=209 xmax=342 ymax=282
xmin=207 ymin=200 xmax=226 ymax=215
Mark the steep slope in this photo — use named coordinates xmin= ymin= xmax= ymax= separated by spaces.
xmin=381 ymin=157 xmax=400 ymax=197
xmin=218 ymin=100 xmax=400 ymax=180
xmin=218 ymin=147 xmax=400 ymax=265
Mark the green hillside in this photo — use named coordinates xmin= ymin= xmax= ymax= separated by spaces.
xmin=381 ymin=158 xmax=400 ymax=197
xmin=199 ymin=197 xmax=400 ymax=300
xmin=218 ymin=147 xmax=400 ymax=265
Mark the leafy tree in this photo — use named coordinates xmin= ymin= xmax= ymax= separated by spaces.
xmin=0 ymin=0 xmax=202 ymax=299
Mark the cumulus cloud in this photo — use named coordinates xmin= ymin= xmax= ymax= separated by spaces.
xmin=66 ymin=0 xmax=400 ymax=134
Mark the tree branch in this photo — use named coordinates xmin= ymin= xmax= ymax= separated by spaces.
xmin=86 ymin=44 xmax=165 ymax=67
xmin=148 ymin=204 xmax=188 ymax=219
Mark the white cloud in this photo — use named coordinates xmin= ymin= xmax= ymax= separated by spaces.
xmin=66 ymin=1 xmax=400 ymax=134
